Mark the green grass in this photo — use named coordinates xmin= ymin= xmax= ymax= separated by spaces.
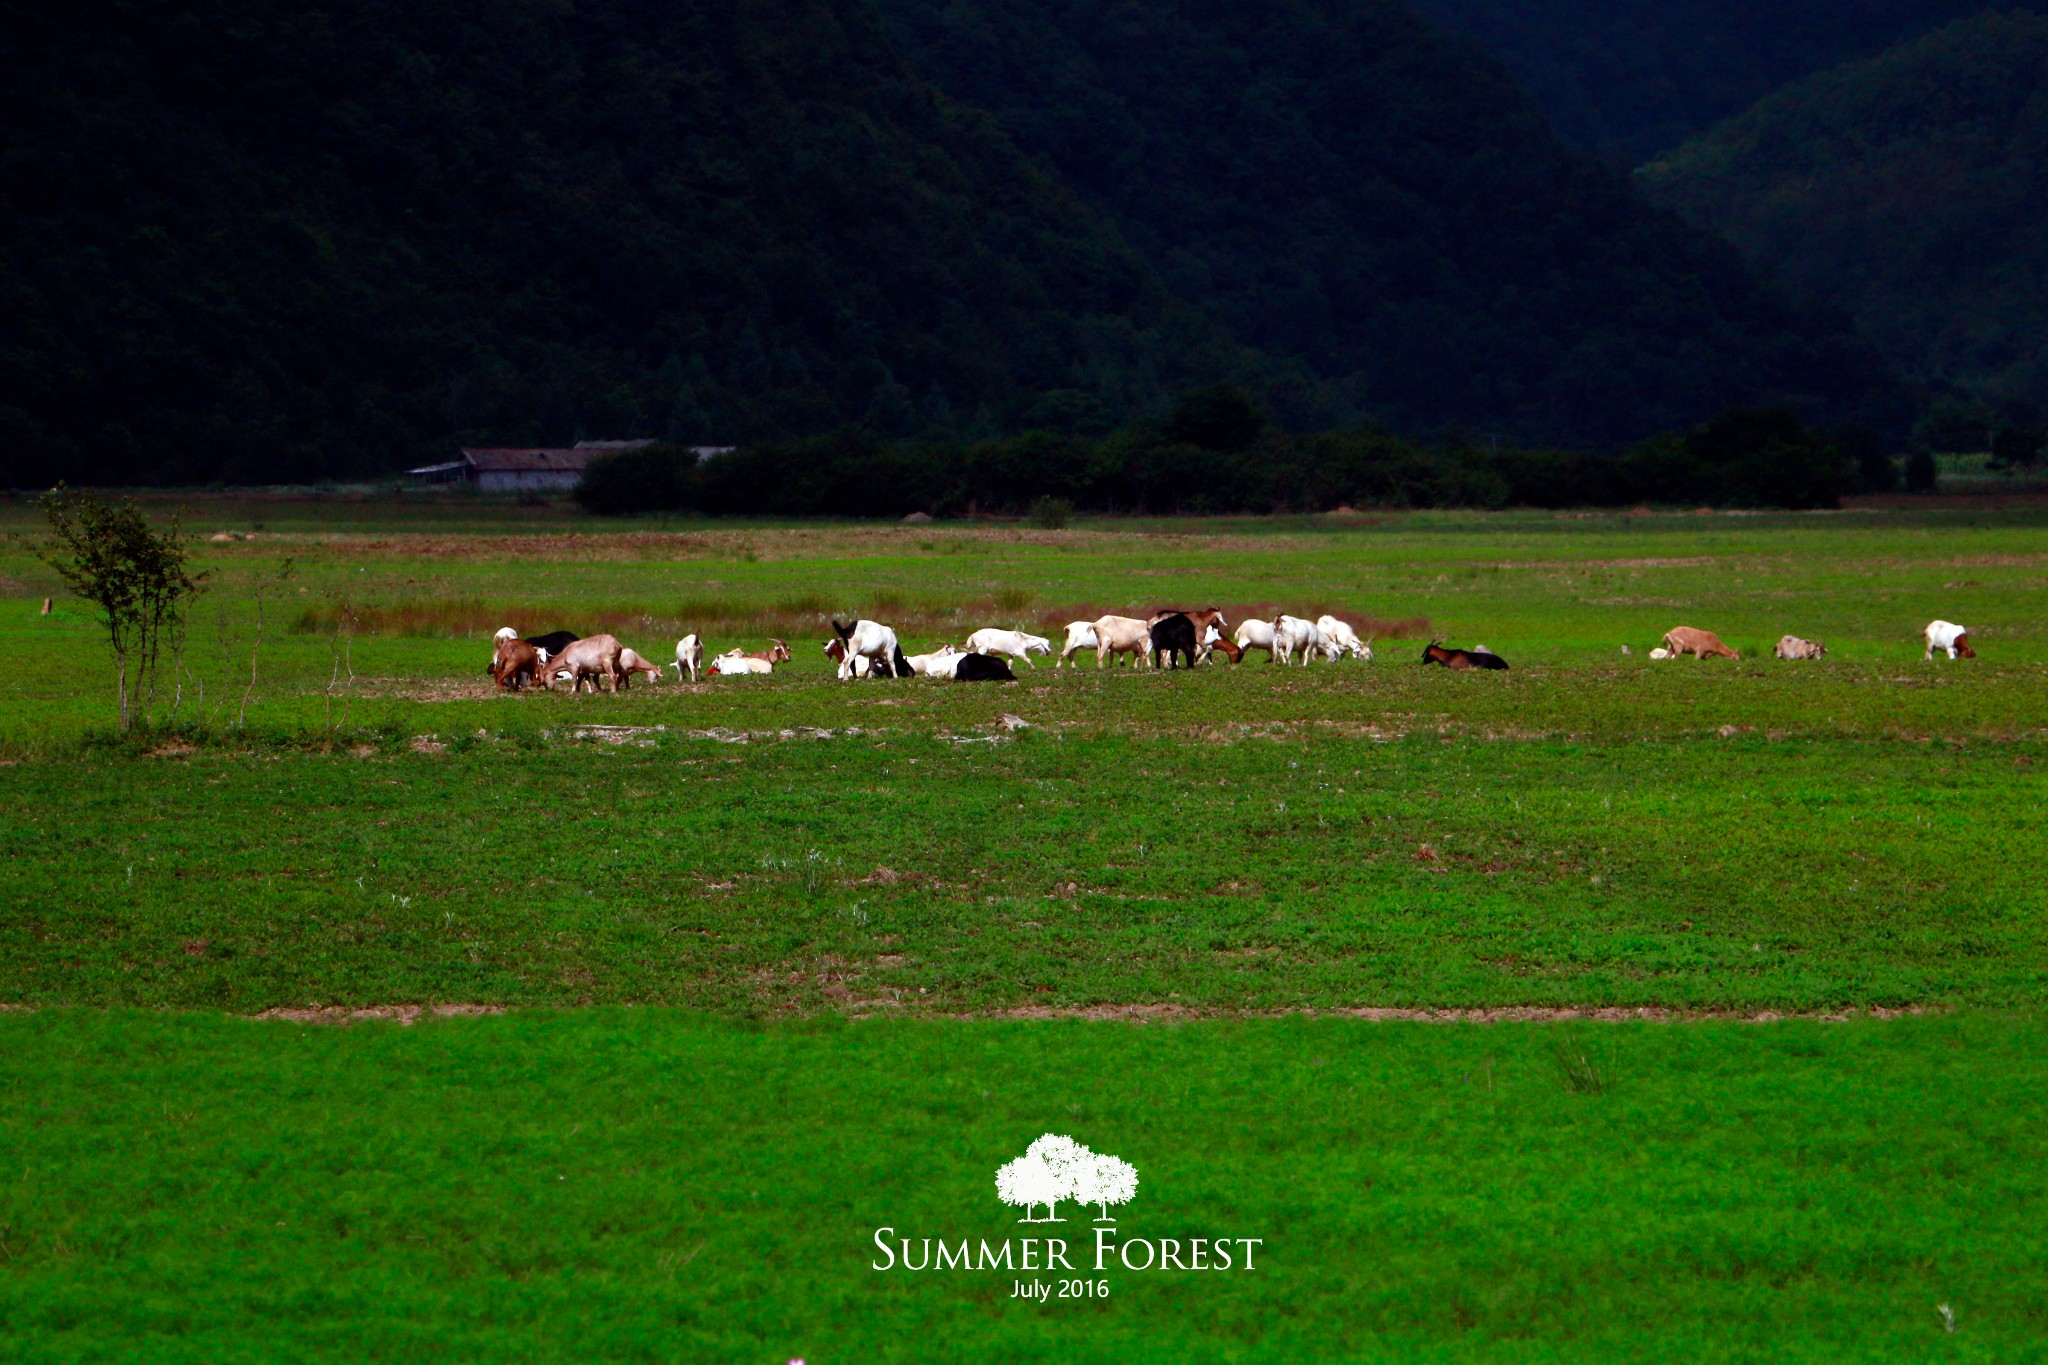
xmin=2 ymin=1010 xmax=2041 ymax=1362
xmin=5 ymin=496 xmax=2046 ymax=1359
xmin=4 ymin=734 xmax=2043 ymax=1012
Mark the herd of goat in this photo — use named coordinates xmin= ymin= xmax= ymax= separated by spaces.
xmin=486 ymin=611 xmax=1982 ymax=693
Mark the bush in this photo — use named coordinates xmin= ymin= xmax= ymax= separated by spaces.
xmin=1905 ymin=447 xmax=1939 ymax=493
xmin=1989 ymin=426 xmax=2043 ymax=471
xmin=574 ymin=445 xmax=695 ymax=515
xmin=1612 ymin=407 xmax=1854 ymax=508
xmin=1835 ymin=424 xmax=1898 ymax=493
xmin=1164 ymin=384 xmax=1265 ymax=453
xmin=1027 ymin=496 xmax=1074 ymax=529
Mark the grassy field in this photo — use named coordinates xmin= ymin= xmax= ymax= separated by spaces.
xmin=3 ymin=1010 xmax=2043 ymax=1362
xmin=3 ymin=493 xmax=2044 ymax=1358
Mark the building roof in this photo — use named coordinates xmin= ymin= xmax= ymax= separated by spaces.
xmin=404 ymin=460 xmax=469 ymax=476
xmin=459 ymin=447 xmax=597 ymax=473
xmin=572 ymin=439 xmax=659 ymax=452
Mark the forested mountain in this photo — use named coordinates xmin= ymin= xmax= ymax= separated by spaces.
xmin=1 ymin=0 xmax=1912 ymax=485
xmin=0 ymin=0 xmax=1267 ymax=485
xmin=878 ymin=0 xmax=1908 ymax=448
xmin=1408 ymin=0 xmax=1989 ymax=162
xmin=1639 ymin=10 xmax=2048 ymax=417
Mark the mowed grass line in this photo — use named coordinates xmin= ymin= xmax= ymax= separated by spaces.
xmin=6 ymin=735 xmax=2042 ymax=1012
xmin=0 ymin=1010 xmax=2042 ymax=1363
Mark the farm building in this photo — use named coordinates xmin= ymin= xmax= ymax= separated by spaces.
xmin=405 ymin=440 xmax=732 ymax=491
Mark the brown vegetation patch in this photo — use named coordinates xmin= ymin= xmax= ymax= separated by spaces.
xmin=248 ymin=1003 xmax=507 ymax=1025
xmin=968 ymin=1003 xmax=1937 ymax=1024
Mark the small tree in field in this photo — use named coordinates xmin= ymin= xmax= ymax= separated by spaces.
xmin=36 ymin=487 xmax=207 ymax=731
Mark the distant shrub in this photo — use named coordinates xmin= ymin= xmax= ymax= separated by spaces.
xmin=1027 ymin=496 xmax=1074 ymax=529
xmin=1611 ymin=407 xmax=1854 ymax=508
xmin=1905 ymin=447 xmax=1939 ymax=493
xmin=574 ymin=445 xmax=695 ymax=515
xmin=1989 ymin=426 xmax=2043 ymax=471
xmin=1833 ymin=424 xmax=1898 ymax=493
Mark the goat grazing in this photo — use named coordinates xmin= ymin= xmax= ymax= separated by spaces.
xmin=1274 ymin=615 xmax=1323 ymax=665
xmin=1090 ymin=615 xmax=1155 ymax=669
xmin=830 ymin=619 xmax=902 ymax=679
xmin=538 ymin=633 xmax=626 ymax=692
xmin=618 ymin=648 xmax=664 ymax=687
xmin=1233 ymin=619 xmax=1278 ymax=662
xmin=965 ymin=628 xmax=1052 ymax=668
xmin=1149 ymin=613 xmax=1200 ymax=669
xmin=1315 ymin=616 xmax=1372 ymax=661
xmin=489 ymin=636 xmax=539 ymax=690
xmin=1923 ymin=620 xmax=1976 ymax=660
xmin=1661 ymin=627 xmax=1739 ymax=661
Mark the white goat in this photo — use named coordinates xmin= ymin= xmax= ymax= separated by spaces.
xmin=830 ymin=619 xmax=902 ymax=679
xmin=1923 ymin=620 xmax=1976 ymax=660
xmin=904 ymin=644 xmax=964 ymax=677
xmin=965 ymin=628 xmax=1051 ymax=668
xmin=670 ymin=633 xmax=703 ymax=682
xmin=1274 ymin=615 xmax=1323 ymax=665
xmin=1315 ymin=615 xmax=1371 ymax=661
xmin=709 ymin=651 xmax=774 ymax=676
xmin=1234 ymin=619 xmax=1278 ymax=661
xmin=1057 ymin=621 xmax=1099 ymax=668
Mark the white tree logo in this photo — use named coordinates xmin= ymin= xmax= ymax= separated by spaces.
xmin=1073 ymin=1149 xmax=1140 ymax=1222
xmin=994 ymin=1134 xmax=1139 ymax=1223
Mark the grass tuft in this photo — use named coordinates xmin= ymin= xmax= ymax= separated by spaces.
xmin=1550 ymin=1033 xmax=1613 ymax=1095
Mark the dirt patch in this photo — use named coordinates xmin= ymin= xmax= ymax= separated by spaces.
xmin=970 ymin=1003 xmax=1938 ymax=1024
xmin=247 ymin=1003 xmax=507 ymax=1025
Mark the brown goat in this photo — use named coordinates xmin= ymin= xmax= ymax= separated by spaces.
xmin=538 ymin=633 xmax=626 ymax=692
xmin=490 ymin=637 xmax=539 ymax=690
xmin=1661 ymin=627 xmax=1740 ymax=660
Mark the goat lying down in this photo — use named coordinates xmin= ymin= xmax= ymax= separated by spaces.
xmin=953 ymin=652 xmax=1015 ymax=681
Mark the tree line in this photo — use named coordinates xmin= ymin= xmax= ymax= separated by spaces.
xmin=577 ymin=387 xmax=1895 ymax=517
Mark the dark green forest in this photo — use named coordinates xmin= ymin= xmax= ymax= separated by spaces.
xmin=578 ymin=389 xmax=1877 ymax=517
xmin=0 ymin=0 xmax=1918 ymax=488
xmin=1410 ymin=0 xmax=1989 ymax=162
xmin=1639 ymin=10 xmax=2048 ymax=422
xmin=878 ymin=0 xmax=1906 ymax=449
xmin=0 ymin=0 xmax=1266 ymax=486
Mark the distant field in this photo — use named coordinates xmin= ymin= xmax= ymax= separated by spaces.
xmin=3 ymin=494 xmax=2043 ymax=1359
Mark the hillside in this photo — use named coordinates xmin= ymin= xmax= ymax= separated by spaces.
xmin=1409 ymin=0 xmax=1988 ymax=162
xmin=0 ymin=0 xmax=1265 ymax=485
xmin=1639 ymin=10 xmax=2048 ymax=415
xmin=878 ymin=0 xmax=1908 ymax=448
